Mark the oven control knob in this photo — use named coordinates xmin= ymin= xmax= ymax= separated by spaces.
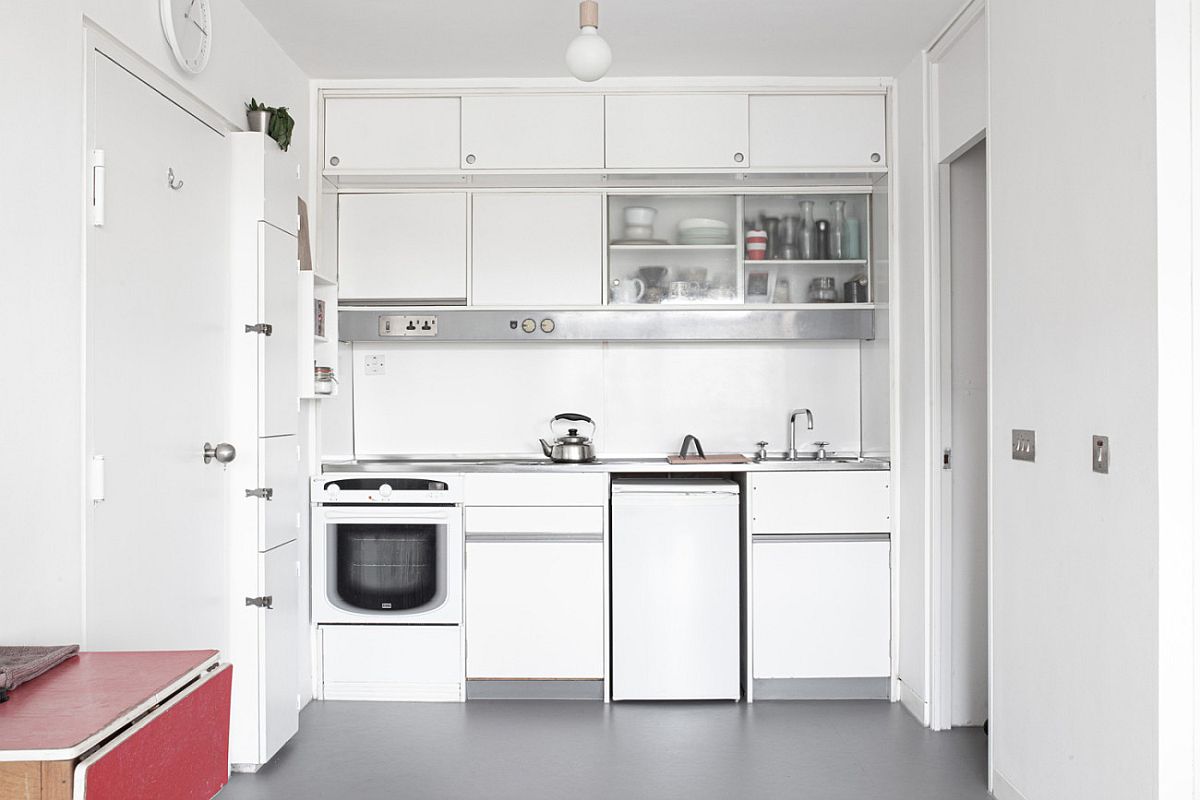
xmin=327 ymin=483 xmax=340 ymax=498
xmin=379 ymin=483 xmax=393 ymax=498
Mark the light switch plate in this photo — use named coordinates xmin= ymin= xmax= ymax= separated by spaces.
xmin=1012 ymin=429 xmax=1035 ymax=462
xmin=364 ymin=354 xmax=385 ymax=375
xmin=1092 ymin=435 xmax=1109 ymax=474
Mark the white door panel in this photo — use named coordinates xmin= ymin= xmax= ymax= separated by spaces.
xmin=471 ymin=193 xmax=602 ymax=306
xmin=460 ymin=95 xmax=604 ymax=169
xmin=465 ymin=540 xmax=603 ymax=679
xmin=605 ymin=94 xmax=748 ymax=169
xmin=337 ymin=193 xmax=468 ymax=302
xmin=260 ymin=222 xmax=298 ymax=437
xmin=260 ymin=435 xmax=299 ymax=552
xmin=85 ymin=53 xmax=228 ymax=650
xmin=752 ymin=539 xmax=891 ymax=678
xmin=261 ymin=540 xmax=299 ymax=762
xmin=323 ymin=97 xmax=460 ymax=171
xmin=749 ymin=94 xmax=887 ymax=168
xmin=751 ymin=472 xmax=890 ymax=534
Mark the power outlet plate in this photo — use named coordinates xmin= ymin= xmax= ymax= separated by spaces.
xmin=1012 ymin=429 xmax=1035 ymax=462
xmin=378 ymin=314 xmax=438 ymax=337
xmin=1092 ymin=435 xmax=1109 ymax=474
xmin=364 ymin=354 xmax=385 ymax=375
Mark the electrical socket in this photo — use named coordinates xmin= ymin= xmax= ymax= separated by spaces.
xmin=364 ymin=354 xmax=385 ymax=375
xmin=378 ymin=314 xmax=438 ymax=337
xmin=1012 ymin=429 xmax=1035 ymax=462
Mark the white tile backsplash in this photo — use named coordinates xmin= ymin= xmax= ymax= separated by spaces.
xmin=344 ymin=341 xmax=861 ymax=459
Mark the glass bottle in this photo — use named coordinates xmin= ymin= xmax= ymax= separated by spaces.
xmin=778 ymin=216 xmax=800 ymax=260
xmin=830 ymin=200 xmax=847 ymax=260
xmin=798 ymin=201 xmax=816 ymax=260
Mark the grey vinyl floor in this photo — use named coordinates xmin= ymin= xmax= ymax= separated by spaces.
xmin=219 ymin=700 xmax=990 ymax=800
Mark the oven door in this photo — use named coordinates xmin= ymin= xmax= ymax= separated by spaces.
xmin=319 ymin=506 xmax=463 ymax=623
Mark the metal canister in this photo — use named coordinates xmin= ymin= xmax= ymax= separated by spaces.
xmin=844 ymin=277 xmax=869 ymax=303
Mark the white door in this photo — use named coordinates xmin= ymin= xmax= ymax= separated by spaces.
xmin=749 ymin=94 xmax=887 ymax=168
xmin=337 ymin=193 xmax=468 ymax=302
xmin=85 ymin=53 xmax=229 ymax=650
xmin=471 ymin=193 xmax=603 ymax=306
xmin=260 ymin=222 xmax=298 ymax=438
xmin=465 ymin=538 xmax=604 ymax=679
xmin=260 ymin=436 xmax=299 ymax=551
xmin=752 ymin=538 xmax=891 ymax=678
xmin=460 ymin=95 xmax=605 ymax=170
xmin=944 ymin=139 xmax=989 ymax=726
xmin=605 ymin=94 xmax=749 ymax=169
xmin=323 ymin=97 xmax=460 ymax=172
xmin=260 ymin=540 xmax=299 ymax=762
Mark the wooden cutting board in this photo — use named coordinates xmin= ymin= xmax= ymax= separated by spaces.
xmin=666 ymin=453 xmax=750 ymax=465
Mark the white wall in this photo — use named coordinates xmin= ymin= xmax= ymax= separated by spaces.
xmin=0 ymin=2 xmax=86 ymax=645
xmin=990 ymin=0 xmax=1158 ymax=796
xmin=1 ymin=2 xmax=307 ymax=652
xmin=893 ymin=53 xmax=930 ymax=721
xmin=346 ymin=342 xmax=862 ymax=458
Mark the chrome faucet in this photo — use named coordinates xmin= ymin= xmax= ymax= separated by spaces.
xmin=787 ymin=409 xmax=814 ymax=461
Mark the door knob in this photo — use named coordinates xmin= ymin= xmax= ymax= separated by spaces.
xmin=203 ymin=442 xmax=236 ymax=464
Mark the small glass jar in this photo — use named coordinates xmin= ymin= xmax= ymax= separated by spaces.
xmin=314 ymin=366 xmax=337 ymax=395
xmin=809 ymin=276 xmax=838 ymax=303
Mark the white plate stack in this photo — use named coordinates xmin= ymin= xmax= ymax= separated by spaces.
xmin=677 ymin=218 xmax=731 ymax=245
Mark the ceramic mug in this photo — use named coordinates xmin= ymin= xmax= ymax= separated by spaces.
xmin=611 ymin=277 xmax=646 ymax=304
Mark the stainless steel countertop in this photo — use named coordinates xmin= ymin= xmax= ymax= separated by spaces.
xmin=322 ymin=456 xmax=891 ymax=474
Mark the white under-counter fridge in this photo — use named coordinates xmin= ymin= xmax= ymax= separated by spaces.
xmin=611 ymin=479 xmax=741 ymax=701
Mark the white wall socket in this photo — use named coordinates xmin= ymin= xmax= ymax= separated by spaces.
xmin=364 ymin=354 xmax=385 ymax=375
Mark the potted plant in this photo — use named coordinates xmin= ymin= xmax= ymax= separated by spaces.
xmin=244 ymin=98 xmax=296 ymax=152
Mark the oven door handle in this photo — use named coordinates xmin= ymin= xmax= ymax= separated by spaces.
xmin=320 ymin=509 xmax=458 ymax=522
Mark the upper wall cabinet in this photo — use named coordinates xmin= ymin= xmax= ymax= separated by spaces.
xmin=472 ymin=193 xmax=602 ymax=306
xmin=324 ymin=97 xmax=460 ymax=171
xmin=337 ymin=193 xmax=468 ymax=303
xmin=749 ymin=94 xmax=887 ymax=169
xmin=605 ymin=94 xmax=750 ymax=170
xmin=461 ymin=95 xmax=605 ymax=170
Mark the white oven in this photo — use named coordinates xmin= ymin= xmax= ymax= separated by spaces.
xmin=311 ymin=474 xmax=463 ymax=625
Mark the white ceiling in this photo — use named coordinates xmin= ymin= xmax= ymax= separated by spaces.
xmin=240 ymin=0 xmax=963 ymax=80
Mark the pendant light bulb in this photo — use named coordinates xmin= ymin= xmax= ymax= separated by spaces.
xmin=566 ymin=0 xmax=611 ymax=82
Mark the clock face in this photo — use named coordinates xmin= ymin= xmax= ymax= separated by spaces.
xmin=160 ymin=0 xmax=211 ymax=74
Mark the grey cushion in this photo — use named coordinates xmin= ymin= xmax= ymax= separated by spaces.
xmin=0 ymin=645 xmax=80 ymax=695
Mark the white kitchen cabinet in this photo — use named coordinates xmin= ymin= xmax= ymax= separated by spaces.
xmin=751 ymin=471 xmax=890 ymax=534
xmin=337 ymin=193 xmax=468 ymax=302
xmin=463 ymin=473 xmax=609 ymax=506
xmin=752 ymin=537 xmax=890 ymax=678
xmin=471 ymin=193 xmax=602 ymax=306
xmin=321 ymin=624 xmax=463 ymax=701
xmin=260 ymin=222 xmax=299 ymax=438
xmin=604 ymin=94 xmax=749 ymax=169
xmin=323 ymin=97 xmax=460 ymax=171
xmin=461 ymin=95 xmax=605 ymax=170
xmin=466 ymin=537 xmax=604 ymax=679
xmin=749 ymin=94 xmax=887 ymax=169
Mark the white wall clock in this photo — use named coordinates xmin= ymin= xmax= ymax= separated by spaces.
xmin=160 ymin=0 xmax=212 ymax=75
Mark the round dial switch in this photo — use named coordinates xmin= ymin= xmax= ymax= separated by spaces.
xmin=521 ymin=319 xmax=536 ymax=333
xmin=540 ymin=319 xmax=555 ymax=333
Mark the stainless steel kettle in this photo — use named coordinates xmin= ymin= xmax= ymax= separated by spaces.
xmin=539 ymin=413 xmax=597 ymax=463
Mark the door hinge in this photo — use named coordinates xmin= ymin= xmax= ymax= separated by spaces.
xmin=245 ymin=487 xmax=274 ymax=500
xmin=245 ymin=595 xmax=273 ymax=609
xmin=942 ymin=448 xmax=952 ymax=470
xmin=244 ymin=323 xmax=273 ymax=336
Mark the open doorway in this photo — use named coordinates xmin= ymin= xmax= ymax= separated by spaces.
xmin=938 ymin=139 xmax=989 ymax=727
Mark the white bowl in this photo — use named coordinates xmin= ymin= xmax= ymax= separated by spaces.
xmin=678 ymin=217 xmax=730 ymax=231
xmin=624 ymin=206 xmax=658 ymax=226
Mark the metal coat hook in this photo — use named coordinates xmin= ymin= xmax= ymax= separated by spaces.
xmin=167 ymin=167 xmax=184 ymax=190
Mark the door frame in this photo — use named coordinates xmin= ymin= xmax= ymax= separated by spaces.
xmin=921 ymin=0 xmax=988 ymax=735
xmin=79 ymin=24 xmax=234 ymax=646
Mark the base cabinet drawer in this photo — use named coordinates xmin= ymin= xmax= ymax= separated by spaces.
xmin=752 ymin=538 xmax=890 ymax=679
xmin=751 ymin=472 xmax=890 ymax=534
xmin=466 ymin=539 xmax=603 ymax=679
xmin=321 ymin=625 xmax=463 ymax=701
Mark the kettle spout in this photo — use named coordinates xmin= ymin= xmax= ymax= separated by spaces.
xmin=539 ymin=439 xmax=553 ymax=457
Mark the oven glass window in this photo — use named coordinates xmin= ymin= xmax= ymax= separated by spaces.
xmin=336 ymin=524 xmax=439 ymax=611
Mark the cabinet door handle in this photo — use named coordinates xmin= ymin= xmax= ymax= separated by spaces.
xmin=465 ymin=153 xmax=477 ymax=165
xmin=870 ymin=152 xmax=881 ymax=163
xmin=328 ymin=155 xmax=340 ymax=166
xmin=733 ymin=152 xmax=745 ymax=164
